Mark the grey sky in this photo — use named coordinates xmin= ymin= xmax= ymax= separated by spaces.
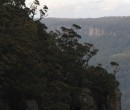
xmin=25 ymin=0 xmax=130 ymax=18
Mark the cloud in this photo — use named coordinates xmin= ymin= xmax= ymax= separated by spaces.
xmin=102 ymin=0 xmax=119 ymax=11
xmin=120 ymin=0 xmax=130 ymax=4
xmin=25 ymin=0 xmax=130 ymax=18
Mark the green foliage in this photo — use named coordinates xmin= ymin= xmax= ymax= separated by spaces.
xmin=86 ymin=66 xmax=119 ymax=95
xmin=0 ymin=1 xmax=120 ymax=110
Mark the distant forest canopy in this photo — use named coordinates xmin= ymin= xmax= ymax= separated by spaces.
xmin=43 ymin=17 xmax=130 ymax=35
xmin=0 ymin=0 xmax=120 ymax=110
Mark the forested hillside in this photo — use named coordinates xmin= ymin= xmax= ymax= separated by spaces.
xmin=43 ymin=17 xmax=130 ymax=110
xmin=0 ymin=1 xmax=120 ymax=110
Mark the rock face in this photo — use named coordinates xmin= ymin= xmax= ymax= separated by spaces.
xmin=0 ymin=88 xmax=121 ymax=110
xmin=0 ymin=99 xmax=38 ymax=110
xmin=87 ymin=27 xmax=105 ymax=37
xmin=79 ymin=88 xmax=96 ymax=110
xmin=70 ymin=88 xmax=121 ymax=110
xmin=107 ymin=88 xmax=121 ymax=110
xmin=26 ymin=100 xmax=38 ymax=110
xmin=86 ymin=26 xmax=118 ymax=37
xmin=70 ymin=88 xmax=96 ymax=110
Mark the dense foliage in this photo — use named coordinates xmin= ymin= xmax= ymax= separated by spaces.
xmin=0 ymin=0 xmax=119 ymax=110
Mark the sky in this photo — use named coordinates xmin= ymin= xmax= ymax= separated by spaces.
xmin=25 ymin=0 xmax=130 ymax=18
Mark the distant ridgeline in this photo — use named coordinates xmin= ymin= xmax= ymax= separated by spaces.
xmin=0 ymin=1 xmax=122 ymax=110
xmin=43 ymin=17 xmax=130 ymax=37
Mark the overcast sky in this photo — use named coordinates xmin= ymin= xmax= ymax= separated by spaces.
xmin=25 ymin=0 xmax=130 ymax=18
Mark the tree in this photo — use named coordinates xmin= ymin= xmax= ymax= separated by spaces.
xmin=86 ymin=66 xmax=119 ymax=109
xmin=110 ymin=61 xmax=120 ymax=75
xmin=0 ymin=0 xmax=120 ymax=110
xmin=0 ymin=1 xmax=48 ymax=109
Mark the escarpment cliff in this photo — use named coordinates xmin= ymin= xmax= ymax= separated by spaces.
xmin=87 ymin=27 xmax=105 ymax=37
xmin=0 ymin=88 xmax=121 ymax=110
xmin=70 ymin=88 xmax=121 ymax=110
xmin=86 ymin=27 xmax=118 ymax=37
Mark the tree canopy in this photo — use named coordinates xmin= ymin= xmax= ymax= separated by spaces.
xmin=0 ymin=0 xmax=120 ymax=110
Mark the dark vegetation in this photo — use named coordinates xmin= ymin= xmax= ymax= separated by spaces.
xmin=0 ymin=0 xmax=119 ymax=110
